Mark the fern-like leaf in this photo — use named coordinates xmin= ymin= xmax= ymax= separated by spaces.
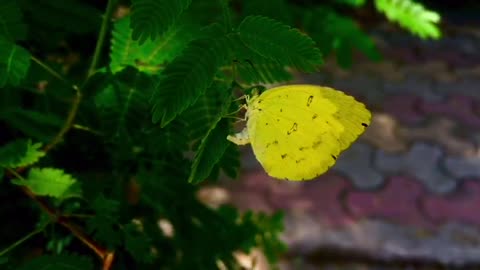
xmin=375 ymin=0 xmax=441 ymax=39
xmin=17 ymin=254 xmax=93 ymax=270
xmin=130 ymin=0 xmax=192 ymax=44
xmin=238 ymin=15 xmax=323 ymax=72
xmin=12 ymin=168 xmax=81 ymax=199
xmin=0 ymin=139 xmax=45 ymax=169
xmin=151 ymin=38 xmax=229 ymax=126
xmin=0 ymin=37 xmax=30 ymax=87
xmin=110 ymin=15 xmax=197 ymax=74
xmin=0 ymin=0 xmax=27 ymax=40
xmin=86 ymin=194 xmax=122 ymax=248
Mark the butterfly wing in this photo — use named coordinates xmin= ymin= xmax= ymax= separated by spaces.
xmin=246 ymin=84 xmax=371 ymax=180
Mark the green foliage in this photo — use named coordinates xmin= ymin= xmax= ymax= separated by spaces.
xmin=0 ymin=139 xmax=45 ymax=169
xmin=375 ymin=0 xmax=441 ymax=39
xmin=130 ymin=0 xmax=192 ymax=44
xmin=12 ymin=168 xmax=81 ymax=199
xmin=0 ymin=0 xmax=444 ymax=269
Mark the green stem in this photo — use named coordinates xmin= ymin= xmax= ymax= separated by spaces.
xmin=31 ymin=56 xmax=73 ymax=87
xmin=0 ymin=222 xmax=49 ymax=257
xmin=86 ymin=0 xmax=118 ymax=78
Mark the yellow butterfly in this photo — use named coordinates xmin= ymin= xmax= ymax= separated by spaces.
xmin=227 ymin=84 xmax=371 ymax=181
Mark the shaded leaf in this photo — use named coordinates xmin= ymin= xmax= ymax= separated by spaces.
xmin=238 ymin=15 xmax=322 ymax=72
xmin=131 ymin=0 xmax=192 ymax=44
xmin=0 ymin=139 xmax=45 ymax=168
xmin=0 ymin=37 xmax=31 ymax=87
xmin=124 ymin=222 xmax=154 ymax=263
xmin=86 ymin=194 xmax=121 ymax=248
xmin=151 ymin=38 xmax=229 ymax=126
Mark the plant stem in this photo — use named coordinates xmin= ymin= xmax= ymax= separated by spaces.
xmin=86 ymin=0 xmax=118 ymax=78
xmin=0 ymin=222 xmax=49 ymax=257
xmin=31 ymin=56 xmax=69 ymax=84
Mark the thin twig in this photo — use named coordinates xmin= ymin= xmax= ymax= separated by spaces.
xmin=0 ymin=221 xmax=49 ymax=257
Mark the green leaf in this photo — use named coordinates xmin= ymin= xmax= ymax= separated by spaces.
xmin=124 ymin=222 xmax=154 ymax=263
xmin=86 ymin=195 xmax=121 ymax=248
xmin=0 ymin=139 xmax=45 ymax=168
xmin=130 ymin=0 xmax=192 ymax=44
xmin=0 ymin=256 xmax=7 ymax=265
xmin=0 ymin=37 xmax=31 ymax=87
xmin=0 ymin=0 xmax=27 ymax=40
xmin=0 ymin=108 xmax=63 ymax=142
xmin=151 ymin=38 xmax=229 ymax=126
xmin=375 ymin=0 xmax=441 ymax=39
xmin=216 ymin=143 xmax=240 ymax=179
xmin=17 ymin=254 xmax=93 ymax=270
xmin=189 ymin=119 xmax=230 ymax=184
xmin=238 ymin=15 xmax=323 ymax=72
xmin=110 ymin=15 xmax=197 ymax=74
xmin=12 ymin=168 xmax=80 ymax=199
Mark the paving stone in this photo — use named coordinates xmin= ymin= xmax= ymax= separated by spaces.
xmin=444 ymin=154 xmax=480 ymax=179
xmin=382 ymin=95 xmax=425 ymax=124
xmin=332 ymin=143 xmax=385 ymax=190
xmin=423 ymin=180 xmax=480 ymax=226
xmin=374 ymin=143 xmax=458 ymax=194
xmin=362 ymin=113 xmax=408 ymax=153
xmin=421 ymin=95 xmax=480 ymax=129
xmin=283 ymin=218 xmax=480 ymax=266
xmin=346 ymin=176 xmax=433 ymax=228
xmin=399 ymin=117 xmax=478 ymax=157
xmin=383 ymin=77 xmax=444 ymax=102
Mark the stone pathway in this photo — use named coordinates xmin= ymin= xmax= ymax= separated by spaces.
xmin=203 ymin=25 xmax=480 ymax=269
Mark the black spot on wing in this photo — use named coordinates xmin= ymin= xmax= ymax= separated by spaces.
xmin=361 ymin=123 xmax=368 ymax=127
xmin=331 ymin=155 xmax=337 ymax=160
xmin=312 ymin=113 xmax=318 ymax=120
xmin=287 ymin=123 xmax=298 ymax=135
xmin=307 ymin=95 xmax=314 ymax=107
xmin=281 ymin=154 xmax=287 ymax=159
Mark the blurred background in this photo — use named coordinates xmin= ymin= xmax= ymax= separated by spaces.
xmin=200 ymin=1 xmax=480 ymax=269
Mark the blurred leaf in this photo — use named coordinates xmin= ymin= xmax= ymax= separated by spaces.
xmin=0 ymin=108 xmax=63 ymax=142
xmin=334 ymin=0 xmax=366 ymax=6
xmin=375 ymin=0 xmax=441 ymax=39
xmin=242 ymin=0 xmax=292 ymax=24
xmin=0 ymin=139 xmax=45 ymax=168
xmin=12 ymin=168 xmax=81 ymax=199
xmin=0 ymin=37 xmax=31 ymax=87
xmin=86 ymin=194 xmax=121 ymax=248
xmin=16 ymin=254 xmax=93 ymax=270
xmin=124 ymin=222 xmax=154 ymax=263
xmin=0 ymin=0 xmax=27 ymax=40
